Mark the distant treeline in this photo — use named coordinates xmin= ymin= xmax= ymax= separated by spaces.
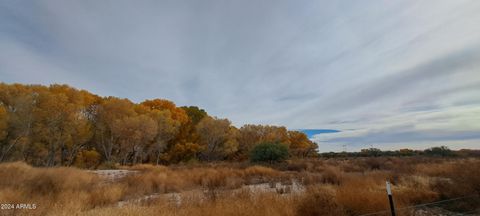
xmin=0 ymin=83 xmax=318 ymax=167
xmin=320 ymin=146 xmax=480 ymax=158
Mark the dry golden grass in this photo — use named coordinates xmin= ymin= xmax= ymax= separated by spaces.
xmin=0 ymin=157 xmax=479 ymax=216
xmin=296 ymin=186 xmax=345 ymax=216
xmin=0 ymin=162 xmax=121 ymax=216
xmin=80 ymin=190 xmax=297 ymax=216
xmin=335 ymin=172 xmax=393 ymax=215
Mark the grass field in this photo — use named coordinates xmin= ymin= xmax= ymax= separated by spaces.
xmin=0 ymin=157 xmax=479 ymax=216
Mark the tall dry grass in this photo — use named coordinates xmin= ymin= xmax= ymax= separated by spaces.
xmin=0 ymin=162 xmax=125 ymax=216
xmin=80 ymin=190 xmax=297 ymax=216
xmin=0 ymin=157 xmax=479 ymax=216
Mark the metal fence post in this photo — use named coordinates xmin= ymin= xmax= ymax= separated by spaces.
xmin=386 ymin=181 xmax=396 ymax=216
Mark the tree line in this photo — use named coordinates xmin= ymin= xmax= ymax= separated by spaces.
xmin=319 ymin=146 xmax=480 ymax=158
xmin=0 ymin=83 xmax=318 ymax=167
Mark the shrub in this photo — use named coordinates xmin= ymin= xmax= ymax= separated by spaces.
xmin=424 ymin=146 xmax=453 ymax=157
xmin=97 ymin=161 xmax=118 ymax=169
xmin=283 ymin=160 xmax=309 ymax=171
xmin=360 ymin=148 xmax=382 ymax=157
xmin=321 ymin=166 xmax=343 ymax=185
xmin=250 ymin=142 xmax=289 ymax=163
xmin=75 ymin=150 xmax=101 ymax=169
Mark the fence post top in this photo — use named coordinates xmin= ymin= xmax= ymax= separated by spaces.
xmin=386 ymin=181 xmax=392 ymax=195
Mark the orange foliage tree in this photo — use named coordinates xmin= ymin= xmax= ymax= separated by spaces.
xmin=0 ymin=83 xmax=319 ymax=166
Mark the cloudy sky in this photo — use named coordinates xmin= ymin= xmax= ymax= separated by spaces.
xmin=1 ymin=0 xmax=480 ymax=152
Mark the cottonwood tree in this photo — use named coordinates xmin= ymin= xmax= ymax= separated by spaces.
xmin=141 ymin=99 xmax=190 ymax=163
xmin=237 ymin=125 xmax=264 ymax=160
xmin=167 ymin=142 xmax=203 ymax=163
xmin=262 ymin=126 xmax=291 ymax=145
xmin=141 ymin=99 xmax=189 ymax=124
xmin=33 ymin=86 xmax=93 ymax=166
xmin=162 ymin=106 xmax=208 ymax=162
xmin=237 ymin=125 xmax=291 ymax=160
xmin=196 ymin=117 xmax=239 ymax=160
xmin=288 ymin=131 xmax=318 ymax=158
xmin=148 ymin=109 xmax=180 ymax=164
xmin=0 ymin=84 xmax=37 ymax=162
xmin=111 ymin=114 xmax=157 ymax=165
xmin=94 ymin=97 xmax=137 ymax=163
xmin=0 ymin=83 xmax=321 ymax=165
xmin=51 ymin=85 xmax=98 ymax=166
xmin=0 ymin=105 xmax=8 ymax=158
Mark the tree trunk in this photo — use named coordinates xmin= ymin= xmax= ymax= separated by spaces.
xmin=0 ymin=137 xmax=18 ymax=162
xmin=46 ymin=143 xmax=56 ymax=167
xmin=156 ymin=151 xmax=161 ymax=165
xmin=60 ymin=144 xmax=66 ymax=166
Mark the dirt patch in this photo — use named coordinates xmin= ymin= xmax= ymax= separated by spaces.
xmin=89 ymin=170 xmax=140 ymax=182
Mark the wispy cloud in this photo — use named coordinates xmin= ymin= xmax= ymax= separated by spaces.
xmin=313 ymin=105 xmax=480 ymax=151
xmin=1 ymin=0 xmax=480 ymax=151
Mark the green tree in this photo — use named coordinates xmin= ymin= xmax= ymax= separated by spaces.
xmin=250 ymin=142 xmax=289 ymax=163
xmin=360 ymin=148 xmax=382 ymax=157
xmin=424 ymin=146 xmax=453 ymax=157
xmin=181 ymin=106 xmax=207 ymax=126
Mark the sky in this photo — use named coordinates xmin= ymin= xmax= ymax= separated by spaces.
xmin=1 ymin=0 xmax=480 ymax=152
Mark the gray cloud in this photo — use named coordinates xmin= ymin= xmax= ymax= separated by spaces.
xmin=317 ymin=46 xmax=480 ymax=113
xmin=1 ymin=0 xmax=480 ymax=151
xmin=327 ymin=129 xmax=480 ymax=145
